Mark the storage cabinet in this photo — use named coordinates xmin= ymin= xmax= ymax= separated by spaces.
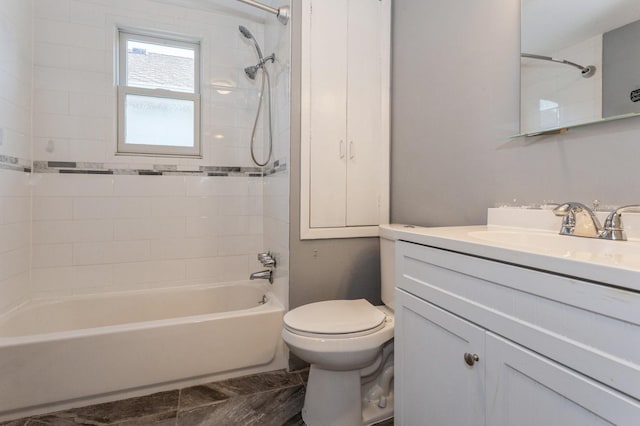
xmin=300 ymin=0 xmax=390 ymax=239
xmin=395 ymin=290 xmax=485 ymax=426
xmin=395 ymin=241 xmax=640 ymax=425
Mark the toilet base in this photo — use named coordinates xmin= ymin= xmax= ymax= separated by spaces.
xmin=302 ymin=366 xmax=362 ymax=426
xmin=301 ymin=364 xmax=394 ymax=426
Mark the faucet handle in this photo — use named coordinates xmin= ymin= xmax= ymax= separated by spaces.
xmin=601 ymin=205 xmax=640 ymax=241
xmin=552 ymin=202 xmax=602 ymax=237
xmin=552 ymin=202 xmax=586 ymax=234
xmin=257 ymin=252 xmax=276 ymax=267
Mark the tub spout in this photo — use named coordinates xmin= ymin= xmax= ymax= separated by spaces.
xmin=250 ymin=269 xmax=273 ymax=284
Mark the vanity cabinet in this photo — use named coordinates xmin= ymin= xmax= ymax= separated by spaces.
xmin=300 ymin=0 xmax=390 ymax=239
xmin=395 ymin=240 xmax=640 ymax=425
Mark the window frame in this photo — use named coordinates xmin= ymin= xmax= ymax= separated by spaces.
xmin=117 ymin=30 xmax=202 ymax=158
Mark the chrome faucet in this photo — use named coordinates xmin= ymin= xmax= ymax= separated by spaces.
xmin=552 ymin=202 xmax=602 ymax=238
xmin=553 ymin=202 xmax=640 ymax=241
xmin=250 ymin=269 xmax=273 ymax=284
xmin=600 ymin=205 xmax=640 ymax=241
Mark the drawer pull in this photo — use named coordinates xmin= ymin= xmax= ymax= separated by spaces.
xmin=464 ymin=352 xmax=480 ymax=366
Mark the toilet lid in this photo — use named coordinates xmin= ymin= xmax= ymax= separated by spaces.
xmin=284 ymin=299 xmax=386 ymax=335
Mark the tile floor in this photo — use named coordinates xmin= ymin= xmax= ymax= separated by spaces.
xmin=1 ymin=369 xmax=394 ymax=426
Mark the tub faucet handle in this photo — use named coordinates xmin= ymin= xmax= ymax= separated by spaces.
xmin=257 ymin=252 xmax=276 ymax=267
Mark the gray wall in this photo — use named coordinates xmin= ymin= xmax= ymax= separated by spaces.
xmin=289 ymin=0 xmax=381 ymax=310
xmin=603 ymin=19 xmax=640 ymax=118
xmin=392 ymin=0 xmax=640 ymax=227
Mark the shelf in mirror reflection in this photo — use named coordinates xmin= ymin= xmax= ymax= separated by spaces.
xmin=520 ymin=0 xmax=640 ymax=136
xmin=512 ymin=111 xmax=640 ymax=138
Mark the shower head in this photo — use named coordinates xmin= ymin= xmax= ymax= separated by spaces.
xmin=244 ymin=65 xmax=259 ymax=80
xmin=238 ymin=25 xmax=253 ymax=39
xmin=239 ymin=25 xmax=264 ymax=60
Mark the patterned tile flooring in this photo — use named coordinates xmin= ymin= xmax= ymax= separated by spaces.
xmin=2 ymin=370 xmax=394 ymax=426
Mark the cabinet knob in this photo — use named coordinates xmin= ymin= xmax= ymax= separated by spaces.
xmin=464 ymin=352 xmax=480 ymax=367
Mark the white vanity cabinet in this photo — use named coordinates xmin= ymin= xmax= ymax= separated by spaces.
xmin=300 ymin=0 xmax=390 ymax=239
xmin=394 ymin=240 xmax=640 ymax=425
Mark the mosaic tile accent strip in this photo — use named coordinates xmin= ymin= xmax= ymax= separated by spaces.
xmin=0 ymin=155 xmax=31 ymax=172
xmin=32 ymin=160 xmax=287 ymax=177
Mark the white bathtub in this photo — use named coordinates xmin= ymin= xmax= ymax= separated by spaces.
xmin=0 ymin=281 xmax=284 ymax=420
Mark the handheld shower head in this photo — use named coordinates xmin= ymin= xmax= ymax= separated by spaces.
xmin=238 ymin=25 xmax=264 ymax=60
xmin=238 ymin=25 xmax=253 ymax=39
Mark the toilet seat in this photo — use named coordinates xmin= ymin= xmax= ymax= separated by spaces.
xmin=284 ymin=299 xmax=386 ymax=338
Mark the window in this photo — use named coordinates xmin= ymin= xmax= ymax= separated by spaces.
xmin=118 ymin=31 xmax=201 ymax=157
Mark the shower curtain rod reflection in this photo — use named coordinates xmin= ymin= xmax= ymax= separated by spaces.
xmin=236 ymin=0 xmax=290 ymax=25
xmin=521 ymin=53 xmax=596 ymax=78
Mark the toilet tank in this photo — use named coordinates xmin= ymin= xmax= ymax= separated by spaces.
xmin=379 ymin=225 xmax=400 ymax=311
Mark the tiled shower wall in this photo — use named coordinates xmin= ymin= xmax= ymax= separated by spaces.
xmin=32 ymin=0 xmax=268 ymax=168
xmin=0 ymin=1 xmax=32 ymax=313
xmin=24 ymin=0 xmax=289 ymax=298
xmin=31 ymin=173 xmax=264 ymax=296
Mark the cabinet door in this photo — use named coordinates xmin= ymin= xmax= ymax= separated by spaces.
xmin=395 ymin=289 xmax=485 ymax=426
xmin=486 ymin=332 xmax=640 ymax=426
xmin=345 ymin=0 xmax=383 ymax=226
xmin=308 ymin=0 xmax=348 ymax=228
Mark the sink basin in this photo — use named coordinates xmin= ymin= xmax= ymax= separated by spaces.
xmin=468 ymin=227 xmax=640 ymax=267
xmin=467 ymin=229 xmax=640 ymax=258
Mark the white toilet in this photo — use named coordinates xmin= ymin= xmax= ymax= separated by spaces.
xmin=282 ymin=227 xmax=398 ymax=426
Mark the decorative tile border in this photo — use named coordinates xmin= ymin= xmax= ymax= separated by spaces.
xmin=0 ymin=155 xmax=31 ymax=172
xmin=31 ymin=160 xmax=287 ymax=177
xmin=0 ymin=155 xmax=288 ymax=177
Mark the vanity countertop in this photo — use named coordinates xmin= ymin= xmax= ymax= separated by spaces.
xmin=381 ymin=208 xmax=640 ymax=293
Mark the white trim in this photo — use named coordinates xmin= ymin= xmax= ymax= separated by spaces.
xmin=117 ymin=30 xmax=201 ymax=157
xmin=299 ymin=0 xmax=390 ymax=240
xmin=301 ymin=225 xmax=380 ymax=240
xmin=300 ymin=0 xmax=312 ymax=238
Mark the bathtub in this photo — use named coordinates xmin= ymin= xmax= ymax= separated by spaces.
xmin=0 ymin=281 xmax=284 ymax=420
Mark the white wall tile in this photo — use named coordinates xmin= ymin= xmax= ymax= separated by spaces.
xmin=0 ymin=222 xmax=30 ymax=253
xmin=31 ymin=264 xmax=114 ymax=295
xmin=184 ymin=255 xmax=249 ymax=282
xmin=33 ymin=197 xmax=73 ymax=221
xmin=73 ymin=197 xmax=115 ymax=219
xmin=113 ymin=259 xmax=186 ymax=287
xmin=0 ymin=248 xmax=30 ymax=282
xmin=113 ymin=217 xmax=186 ymax=241
xmin=149 ymin=238 xmax=218 ymax=260
xmin=33 ymin=219 xmax=113 ymax=244
xmin=113 ymin=176 xmax=186 ymax=197
xmin=32 ymin=174 xmax=114 ymax=197
xmin=151 ymin=197 xmax=199 ymax=218
xmin=32 ymin=243 xmax=73 ymax=268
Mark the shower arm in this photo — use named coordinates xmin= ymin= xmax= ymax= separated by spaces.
xmin=236 ymin=0 xmax=290 ymax=25
xmin=521 ymin=53 xmax=596 ymax=77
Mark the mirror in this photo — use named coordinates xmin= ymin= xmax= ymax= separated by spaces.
xmin=520 ymin=0 xmax=640 ymax=136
